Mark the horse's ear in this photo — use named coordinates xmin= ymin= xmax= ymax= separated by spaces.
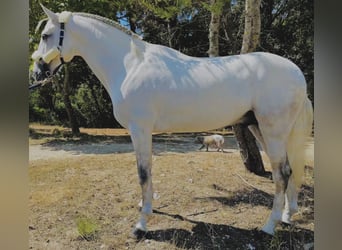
xmin=40 ymin=4 xmax=58 ymax=22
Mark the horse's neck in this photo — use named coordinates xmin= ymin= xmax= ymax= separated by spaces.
xmin=72 ymin=16 xmax=144 ymax=93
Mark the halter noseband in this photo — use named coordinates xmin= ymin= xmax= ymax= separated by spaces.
xmin=31 ymin=11 xmax=72 ymax=72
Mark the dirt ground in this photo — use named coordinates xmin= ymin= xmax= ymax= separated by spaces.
xmin=29 ymin=125 xmax=314 ymax=249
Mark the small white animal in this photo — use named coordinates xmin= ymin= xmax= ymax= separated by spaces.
xmin=196 ymin=134 xmax=225 ymax=152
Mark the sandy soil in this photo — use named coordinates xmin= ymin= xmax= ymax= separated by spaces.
xmin=29 ymin=134 xmax=239 ymax=161
xmin=29 ymin=128 xmax=313 ymax=163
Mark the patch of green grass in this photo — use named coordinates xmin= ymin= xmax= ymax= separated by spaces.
xmin=269 ymin=231 xmax=286 ymax=249
xmin=76 ymin=216 xmax=98 ymax=241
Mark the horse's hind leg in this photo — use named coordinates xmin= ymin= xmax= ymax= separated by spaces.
xmin=282 ymin=175 xmax=298 ymax=223
xmin=129 ymin=123 xmax=153 ymax=237
xmin=261 ymin=137 xmax=291 ymax=235
xmin=247 ymin=121 xmax=299 ymax=216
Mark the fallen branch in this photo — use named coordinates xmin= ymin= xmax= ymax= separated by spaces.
xmin=187 ymin=208 xmax=219 ymax=217
xmin=233 ymin=173 xmax=261 ymax=191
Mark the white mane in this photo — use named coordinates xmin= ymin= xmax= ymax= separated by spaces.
xmin=73 ymin=12 xmax=142 ymax=41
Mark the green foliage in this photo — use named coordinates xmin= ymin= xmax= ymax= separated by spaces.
xmin=76 ymin=216 xmax=98 ymax=241
xmin=202 ymin=0 xmax=229 ymax=15
xmin=73 ymin=83 xmax=118 ymax=128
xmin=139 ymin=0 xmax=193 ymax=19
xmin=29 ymin=84 xmax=63 ymax=125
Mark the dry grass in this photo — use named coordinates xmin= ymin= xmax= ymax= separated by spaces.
xmin=29 ymin=125 xmax=314 ymax=249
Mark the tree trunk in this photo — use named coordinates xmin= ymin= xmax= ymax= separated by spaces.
xmin=127 ymin=10 xmax=137 ymax=33
xmin=233 ymin=0 xmax=265 ymax=175
xmin=62 ymin=65 xmax=80 ymax=136
xmin=240 ymin=0 xmax=261 ymax=53
xmin=233 ymin=125 xmax=265 ymax=174
xmin=208 ymin=0 xmax=221 ymax=57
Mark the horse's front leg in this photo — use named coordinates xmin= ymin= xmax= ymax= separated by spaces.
xmin=129 ymin=124 xmax=153 ymax=237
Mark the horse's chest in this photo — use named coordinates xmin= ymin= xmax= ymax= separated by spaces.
xmin=112 ymin=100 xmax=132 ymax=128
xmin=112 ymin=95 xmax=154 ymax=129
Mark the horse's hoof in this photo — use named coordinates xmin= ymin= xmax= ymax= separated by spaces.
xmin=281 ymin=213 xmax=293 ymax=224
xmin=280 ymin=220 xmax=292 ymax=227
xmin=260 ymin=226 xmax=275 ymax=236
xmin=252 ymin=228 xmax=273 ymax=240
xmin=131 ymin=228 xmax=147 ymax=240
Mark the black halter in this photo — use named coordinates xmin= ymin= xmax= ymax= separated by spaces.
xmin=50 ymin=22 xmax=66 ymax=75
xmin=58 ymin=22 xmax=66 ymax=65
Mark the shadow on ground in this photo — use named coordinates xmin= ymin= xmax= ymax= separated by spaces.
xmin=143 ymin=209 xmax=314 ymax=249
xmin=195 ymin=188 xmax=274 ymax=209
xmin=129 ymin=185 xmax=314 ymax=249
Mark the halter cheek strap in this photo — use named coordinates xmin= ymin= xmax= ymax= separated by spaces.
xmin=50 ymin=21 xmax=67 ymax=75
xmin=58 ymin=22 xmax=65 ymax=64
xmin=58 ymin=11 xmax=72 ymax=64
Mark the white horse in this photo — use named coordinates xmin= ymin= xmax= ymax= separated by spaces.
xmin=31 ymin=5 xmax=313 ymax=237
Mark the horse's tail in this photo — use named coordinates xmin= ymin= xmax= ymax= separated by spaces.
xmin=287 ymin=97 xmax=313 ymax=187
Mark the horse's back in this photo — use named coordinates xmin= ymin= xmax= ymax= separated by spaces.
xmin=117 ymin=48 xmax=307 ymax=133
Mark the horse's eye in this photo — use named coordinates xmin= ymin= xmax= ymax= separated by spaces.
xmin=42 ymin=34 xmax=49 ymax=41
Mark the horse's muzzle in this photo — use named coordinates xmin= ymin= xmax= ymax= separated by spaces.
xmin=32 ymin=60 xmax=51 ymax=82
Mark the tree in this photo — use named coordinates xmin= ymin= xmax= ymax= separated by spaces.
xmin=61 ymin=64 xmax=80 ymax=135
xmin=240 ymin=0 xmax=260 ymax=53
xmin=232 ymin=0 xmax=265 ymax=175
xmin=207 ymin=0 xmax=226 ymax=57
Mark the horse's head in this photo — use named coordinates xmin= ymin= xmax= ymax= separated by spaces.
xmin=31 ymin=5 xmax=75 ymax=83
xmin=195 ymin=136 xmax=204 ymax=144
